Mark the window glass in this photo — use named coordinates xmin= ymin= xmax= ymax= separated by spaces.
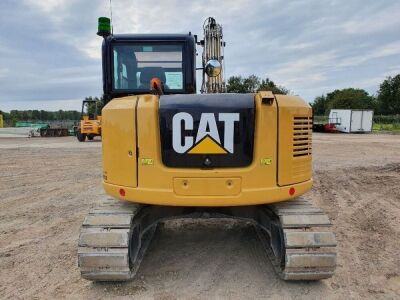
xmin=112 ymin=44 xmax=184 ymax=91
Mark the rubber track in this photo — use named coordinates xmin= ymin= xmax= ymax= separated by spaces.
xmin=78 ymin=197 xmax=336 ymax=281
xmin=78 ymin=198 xmax=155 ymax=281
xmin=258 ymin=197 xmax=337 ymax=280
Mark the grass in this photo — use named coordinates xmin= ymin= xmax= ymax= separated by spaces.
xmin=373 ymin=123 xmax=400 ymax=132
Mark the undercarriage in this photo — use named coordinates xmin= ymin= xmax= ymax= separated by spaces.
xmin=78 ymin=197 xmax=336 ymax=281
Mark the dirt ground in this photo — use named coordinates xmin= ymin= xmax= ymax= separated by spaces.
xmin=0 ymin=133 xmax=399 ymax=299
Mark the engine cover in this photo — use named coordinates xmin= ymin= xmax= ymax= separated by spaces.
xmin=159 ymin=94 xmax=255 ymax=168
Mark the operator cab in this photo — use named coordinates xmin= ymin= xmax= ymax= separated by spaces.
xmin=81 ymin=100 xmax=98 ymax=120
xmin=101 ymin=34 xmax=196 ymax=102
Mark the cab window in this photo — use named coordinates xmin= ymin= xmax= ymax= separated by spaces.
xmin=112 ymin=44 xmax=184 ymax=92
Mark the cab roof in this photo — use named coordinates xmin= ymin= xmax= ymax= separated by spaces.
xmin=106 ymin=33 xmax=195 ymax=42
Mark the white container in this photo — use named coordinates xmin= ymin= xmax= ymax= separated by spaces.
xmin=329 ymin=109 xmax=374 ymax=133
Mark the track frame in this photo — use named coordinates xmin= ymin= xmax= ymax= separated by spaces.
xmin=78 ymin=197 xmax=336 ymax=281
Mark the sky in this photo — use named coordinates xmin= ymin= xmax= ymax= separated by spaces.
xmin=0 ymin=0 xmax=399 ymax=112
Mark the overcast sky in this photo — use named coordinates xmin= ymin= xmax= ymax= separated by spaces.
xmin=0 ymin=0 xmax=399 ymax=112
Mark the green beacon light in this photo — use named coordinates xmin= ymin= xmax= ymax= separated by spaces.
xmin=97 ymin=17 xmax=111 ymax=37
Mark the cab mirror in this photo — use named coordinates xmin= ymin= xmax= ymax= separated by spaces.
xmin=205 ymin=59 xmax=221 ymax=77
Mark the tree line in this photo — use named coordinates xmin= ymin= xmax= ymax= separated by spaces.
xmin=226 ymin=75 xmax=289 ymax=94
xmin=226 ymin=74 xmax=400 ymax=116
xmin=1 ymin=74 xmax=399 ymax=126
xmin=1 ymin=110 xmax=81 ymax=126
xmin=305 ymin=75 xmax=400 ymax=115
xmin=1 ymin=97 xmax=103 ymax=126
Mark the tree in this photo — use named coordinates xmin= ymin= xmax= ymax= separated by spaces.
xmin=311 ymin=88 xmax=376 ymax=115
xmin=32 ymin=110 xmax=40 ymax=120
xmin=377 ymin=74 xmax=400 ymax=115
xmin=327 ymin=88 xmax=375 ymax=110
xmin=243 ymin=75 xmax=260 ymax=93
xmin=311 ymin=95 xmax=329 ymax=115
xmin=84 ymin=96 xmax=104 ymax=116
xmin=227 ymin=75 xmax=288 ymax=94
xmin=226 ymin=76 xmax=253 ymax=93
xmin=258 ymin=78 xmax=290 ymax=94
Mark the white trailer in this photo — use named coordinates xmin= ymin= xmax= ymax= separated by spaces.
xmin=329 ymin=109 xmax=374 ymax=133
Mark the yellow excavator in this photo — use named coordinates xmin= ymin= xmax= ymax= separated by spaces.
xmin=76 ymin=99 xmax=102 ymax=142
xmin=78 ymin=17 xmax=336 ymax=281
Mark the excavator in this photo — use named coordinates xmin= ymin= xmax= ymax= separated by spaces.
xmin=78 ymin=17 xmax=336 ymax=281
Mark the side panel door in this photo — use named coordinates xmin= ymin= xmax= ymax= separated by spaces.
xmin=102 ymin=96 xmax=138 ymax=187
xmin=351 ymin=111 xmax=362 ymax=132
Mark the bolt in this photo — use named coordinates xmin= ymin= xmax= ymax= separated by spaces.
xmin=204 ymin=157 xmax=212 ymax=167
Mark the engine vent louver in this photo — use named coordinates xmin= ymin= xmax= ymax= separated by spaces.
xmin=293 ymin=116 xmax=312 ymax=157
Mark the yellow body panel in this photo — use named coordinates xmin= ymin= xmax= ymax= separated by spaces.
xmin=102 ymin=92 xmax=313 ymax=207
xmin=0 ymin=114 xmax=3 ymax=128
xmin=102 ymin=97 xmax=137 ymax=187
xmin=276 ymin=95 xmax=313 ymax=185
xmin=173 ymin=177 xmax=241 ymax=196
xmin=80 ymin=115 xmax=102 ymax=135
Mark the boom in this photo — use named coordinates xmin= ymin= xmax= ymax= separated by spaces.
xmin=200 ymin=17 xmax=226 ymax=93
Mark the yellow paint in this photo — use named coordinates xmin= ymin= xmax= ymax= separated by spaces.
xmin=104 ymin=180 xmax=312 ymax=206
xmin=173 ymin=177 xmax=241 ymax=196
xmin=0 ymin=114 xmax=3 ymax=128
xmin=276 ymin=95 xmax=312 ymax=186
xmin=102 ymin=96 xmax=137 ymax=187
xmin=80 ymin=115 xmax=102 ymax=136
xmin=101 ymin=91 xmax=312 ymax=207
xmin=187 ymin=136 xmax=227 ymax=154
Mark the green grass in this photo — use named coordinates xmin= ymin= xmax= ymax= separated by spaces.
xmin=373 ymin=123 xmax=400 ymax=132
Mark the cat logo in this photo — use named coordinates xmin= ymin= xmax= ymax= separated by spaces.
xmin=172 ymin=112 xmax=239 ymax=154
